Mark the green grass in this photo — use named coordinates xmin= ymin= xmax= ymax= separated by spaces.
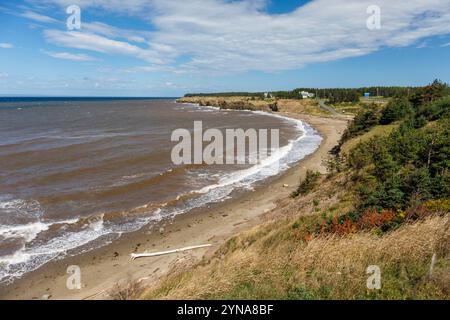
xmin=330 ymin=97 xmax=388 ymax=116
xmin=341 ymin=124 xmax=399 ymax=155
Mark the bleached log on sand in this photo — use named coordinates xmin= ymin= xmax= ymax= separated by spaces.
xmin=130 ymin=244 xmax=212 ymax=260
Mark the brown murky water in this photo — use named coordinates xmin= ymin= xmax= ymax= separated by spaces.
xmin=0 ymin=98 xmax=320 ymax=283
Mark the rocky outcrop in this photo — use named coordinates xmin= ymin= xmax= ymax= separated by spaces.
xmin=178 ymin=97 xmax=273 ymax=112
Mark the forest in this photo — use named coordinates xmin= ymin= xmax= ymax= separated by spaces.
xmin=324 ymin=79 xmax=449 ymax=233
xmin=185 ymin=80 xmax=449 ymax=104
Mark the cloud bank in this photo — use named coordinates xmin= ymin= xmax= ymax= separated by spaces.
xmin=42 ymin=50 xmax=96 ymax=61
xmin=24 ymin=0 xmax=450 ymax=73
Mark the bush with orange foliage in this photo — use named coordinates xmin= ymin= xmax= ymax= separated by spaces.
xmin=312 ymin=198 xmax=448 ymax=238
xmin=318 ymin=208 xmax=397 ymax=236
xmin=320 ymin=216 xmax=355 ymax=235
xmin=356 ymin=208 xmax=396 ymax=230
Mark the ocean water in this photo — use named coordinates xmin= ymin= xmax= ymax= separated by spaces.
xmin=0 ymin=98 xmax=321 ymax=283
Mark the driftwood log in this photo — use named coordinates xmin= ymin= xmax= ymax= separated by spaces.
xmin=130 ymin=244 xmax=212 ymax=260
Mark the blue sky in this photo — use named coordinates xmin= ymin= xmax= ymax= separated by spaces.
xmin=0 ymin=0 xmax=449 ymax=97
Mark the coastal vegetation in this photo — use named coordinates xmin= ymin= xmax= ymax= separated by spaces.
xmin=143 ymin=80 xmax=449 ymax=300
xmin=184 ymin=83 xmax=447 ymax=105
xmin=290 ymin=170 xmax=321 ymax=198
xmin=178 ymin=96 xmax=331 ymax=116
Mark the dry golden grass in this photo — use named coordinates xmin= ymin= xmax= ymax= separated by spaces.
xmin=289 ymin=216 xmax=449 ymax=298
xmin=142 ymin=215 xmax=449 ymax=300
xmin=331 ymin=98 xmax=388 ymax=115
xmin=276 ymin=99 xmax=330 ymax=116
xmin=109 ymin=278 xmax=144 ymax=300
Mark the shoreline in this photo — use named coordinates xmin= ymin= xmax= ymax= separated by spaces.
xmin=0 ymin=111 xmax=348 ymax=300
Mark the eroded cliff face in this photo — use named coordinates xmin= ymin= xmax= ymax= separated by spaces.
xmin=178 ymin=96 xmax=272 ymax=112
xmin=178 ymin=96 xmax=332 ymax=116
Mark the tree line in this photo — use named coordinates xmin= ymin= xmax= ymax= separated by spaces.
xmin=185 ymin=81 xmax=449 ymax=104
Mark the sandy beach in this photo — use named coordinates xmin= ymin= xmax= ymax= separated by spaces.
xmin=0 ymin=112 xmax=348 ymax=300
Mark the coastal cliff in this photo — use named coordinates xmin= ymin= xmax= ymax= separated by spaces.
xmin=141 ymin=83 xmax=449 ymax=300
xmin=178 ymin=96 xmax=332 ymax=116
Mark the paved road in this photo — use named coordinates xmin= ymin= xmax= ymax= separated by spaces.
xmin=318 ymin=99 xmax=341 ymax=116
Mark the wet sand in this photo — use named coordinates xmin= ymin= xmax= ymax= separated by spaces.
xmin=0 ymin=112 xmax=348 ymax=300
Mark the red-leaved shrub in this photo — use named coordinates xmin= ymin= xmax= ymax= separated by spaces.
xmin=357 ymin=208 xmax=395 ymax=230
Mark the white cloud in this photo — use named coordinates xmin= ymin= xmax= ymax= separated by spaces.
xmin=44 ymin=29 xmax=165 ymax=64
xmin=29 ymin=0 xmax=154 ymax=15
xmin=20 ymin=10 xmax=58 ymax=23
xmin=82 ymin=22 xmax=149 ymax=43
xmin=42 ymin=50 xmax=96 ymax=61
xmin=36 ymin=0 xmax=450 ymax=73
xmin=0 ymin=42 xmax=13 ymax=49
xmin=145 ymin=0 xmax=450 ymax=72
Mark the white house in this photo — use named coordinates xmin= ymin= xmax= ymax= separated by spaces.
xmin=300 ymin=91 xmax=315 ymax=99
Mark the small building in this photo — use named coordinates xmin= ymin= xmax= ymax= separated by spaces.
xmin=300 ymin=91 xmax=315 ymax=99
xmin=364 ymin=92 xmax=370 ymax=97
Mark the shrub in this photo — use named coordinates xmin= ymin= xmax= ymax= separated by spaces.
xmin=268 ymin=102 xmax=279 ymax=112
xmin=417 ymin=96 xmax=450 ymax=121
xmin=406 ymin=199 xmax=450 ymax=221
xmin=347 ymin=141 xmax=372 ymax=170
xmin=325 ymin=155 xmax=344 ymax=173
xmin=422 ymin=199 xmax=450 ymax=212
xmin=317 ymin=208 xmax=398 ymax=236
xmin=109 ymin=279 xmax=143 ymax=300
xmin=380 ymin=97 xmax=413 ymax=124
xmin=291 ymin=170 xmax=321 ymax=198
xmin=410 ymin=79 xmax=448 ymax=108
xmin=356 ymin=208 xmax=396 ymax=230
xmin=341 ymin=109 xmax=380 ymax=142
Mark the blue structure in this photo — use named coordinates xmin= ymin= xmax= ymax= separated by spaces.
xmin=364 ymin=92 xmax=370 ymax=97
